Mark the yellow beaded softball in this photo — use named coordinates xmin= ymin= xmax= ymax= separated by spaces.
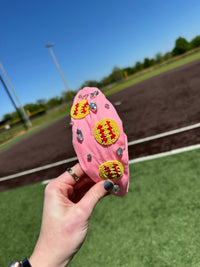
xmin=93 ymin=118 xmax=119 ymax=145
xmin=71 ymin=100 xmax=90 ymax=119
xmin=99 ymin=160 xmax=124 ymax=180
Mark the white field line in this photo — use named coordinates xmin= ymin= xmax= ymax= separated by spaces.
xmin=1 ymin=122 xmax=200 ymax=183
xmin=2 ymin=143 xmax=200 ymax=183
xmin=0 ymin=157 xmax=78 ymax=182
xmin=128 ymin=122 xmax=200 ymax=146
xmin=129 ymin=143 xmax=200 ymax=164
xmin=42 ymin=179 xmax=54 ymax=185
xmin=41 ymin=143 xmax=200 ymax=185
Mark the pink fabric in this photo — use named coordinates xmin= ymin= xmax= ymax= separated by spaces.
xmin=71 ymin=87 xmax=129 ymax=197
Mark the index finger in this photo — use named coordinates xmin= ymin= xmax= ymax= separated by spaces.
xmin=57 ymin=163 xmax=86 ymax=186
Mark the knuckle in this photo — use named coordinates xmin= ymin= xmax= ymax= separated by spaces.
xmin=44 ymin=180 xmax=56 ymax=197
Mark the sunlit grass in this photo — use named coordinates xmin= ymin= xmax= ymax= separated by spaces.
xmin=1 ymin=148 xmax=200 ymax=266
xmin=0 ymin=104 xmax=71 ymax=151
xmin=104 ymin=49 xmax=200 ymax=96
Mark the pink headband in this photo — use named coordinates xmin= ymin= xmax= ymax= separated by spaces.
xmin=70 ymin=87 xmax=129 ymax=197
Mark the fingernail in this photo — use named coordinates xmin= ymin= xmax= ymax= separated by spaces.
xmin=104 ymin=180 xmax=114 ymax=191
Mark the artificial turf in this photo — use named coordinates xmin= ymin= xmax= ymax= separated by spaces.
xmin=1 ymin=148 xmax=200 ymax=266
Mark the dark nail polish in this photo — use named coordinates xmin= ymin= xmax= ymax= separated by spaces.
xmin=104 ymin=180 xmax=114 ymax=191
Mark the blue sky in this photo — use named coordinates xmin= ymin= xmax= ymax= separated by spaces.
xmin=0 ymin=0 xmax=200 ymax=120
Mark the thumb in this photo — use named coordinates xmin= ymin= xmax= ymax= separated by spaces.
xmin=78 ymin=180 xmax=114 ymax=218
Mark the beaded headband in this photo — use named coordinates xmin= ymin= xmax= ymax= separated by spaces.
xmin=70 ymin=87 xmax=129 ymax=197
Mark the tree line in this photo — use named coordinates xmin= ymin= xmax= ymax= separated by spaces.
xmin=2 ymin=35 xmax=200 ymax=123
xmin=2 ymin=90 xmax=76 ymax=122
xmin=80 ymin=35 xmax=200 ymax=89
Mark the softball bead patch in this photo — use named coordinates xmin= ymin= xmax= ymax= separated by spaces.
xmin=94 ymin=118 xmax=120 ymax=145
xmin=99 ymin=160 xmax=124 ymax=180
xmin=71 ymin=100 xmax=90 ymax=119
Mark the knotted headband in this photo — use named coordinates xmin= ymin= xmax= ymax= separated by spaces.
xmin=70 ymin=87 xmax=129 ymax=197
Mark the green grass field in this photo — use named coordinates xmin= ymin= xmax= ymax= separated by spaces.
xmin=1 ymin=148 xmax=200 ymax=267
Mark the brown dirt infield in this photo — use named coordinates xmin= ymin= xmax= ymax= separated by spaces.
xmin=1 ymin=59 xmax=200 ymax=191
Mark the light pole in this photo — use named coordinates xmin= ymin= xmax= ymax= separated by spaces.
xmin=0 ymin=62 xmax=32 ymax=127
xmin=45 ymin=43 xmax=71 ymax=97
xmin=0 ymin=75 xmax=28 ymax=130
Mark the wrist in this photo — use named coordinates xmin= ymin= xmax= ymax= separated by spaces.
xmin=8 ymin=258 xmax=32 ymax=267
xmin=29 ymin=252 xmax=70 ymax=267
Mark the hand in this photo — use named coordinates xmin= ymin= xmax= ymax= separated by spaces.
xmin=29 ymin=164 xmax=114 ymax=267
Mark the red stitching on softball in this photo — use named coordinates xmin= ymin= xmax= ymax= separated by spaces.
xmin=97 ymin=125 xmax=107 ymax=143
xmin=73 ymin=103 xmax=79 ymax=116
xmin=104 ymin=165 xmax=112 ymax=179
xmin=82 ymin=101 xmax=88 ymax=114
xmin=106 ymin=120 xmax=116 ymax=140
xmin=113 ymin=163 xmax=120 ymax=177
